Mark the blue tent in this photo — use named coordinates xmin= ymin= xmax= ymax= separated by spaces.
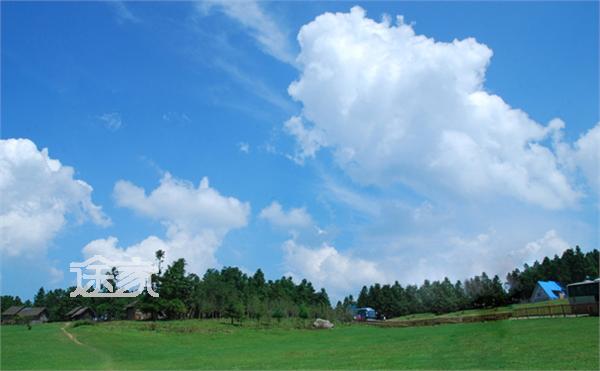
xmin=530 ymin=281 xmax=565 ymax=302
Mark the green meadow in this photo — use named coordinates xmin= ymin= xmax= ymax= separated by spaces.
xmin=389 ymin=299 xmax=570 ymax=321
xmin=1 ymin=317 xmax=598 ymax=370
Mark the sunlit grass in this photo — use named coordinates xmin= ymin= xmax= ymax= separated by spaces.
xmin=1 ymin=316 xmax=597 ymax=370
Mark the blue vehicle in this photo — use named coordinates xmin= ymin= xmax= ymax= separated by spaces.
xmin=354 ymin=307 xmax=377 ymax=321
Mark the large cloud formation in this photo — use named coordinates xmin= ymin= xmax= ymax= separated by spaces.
xmin=84 ymin=174 xmax=250 ymax=274
xmin=283 ymin=228 xmax=572 ymax=299
xmin=558 ymin=123 xmax=600 ymax=195
xmin=286 ymin=6 xmax=598 ymax=209
xmin=282 ymin=239 xmax=385 ymax=296
xmin=0 ymin=138 xmax=109 ymax=257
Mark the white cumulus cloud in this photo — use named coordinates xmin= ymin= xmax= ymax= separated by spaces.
xmin=282 ymin=239 xmax=385 ymax=297
xmin=373 ymin=228 xmax=574 ymax=288
xmin=89 ymin=173 xmax=250 ymax=273
xmin=0 ymin=138 xmax=109 ymax=257
xmin=285 ymin=6 xmax=587 ymax=209
xmin=557 ymin=122 xmax=600 ymax=195
xmin=259 ymin=201 xmax=313 ymax=229
xmin=510 ymin=229 xmax=570 ymax=266
xmin=284 ymin=116 xmax=326 ymax=164
xmin=82 ymin=231 xmax=221 ymax=275
xmin=114 ymin=173 xmax=249 ymax=234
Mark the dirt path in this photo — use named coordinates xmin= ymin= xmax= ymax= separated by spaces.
xmin=61 ymin=322 xmax=83 ymax=345
xmin=59 ymin=322 xmax=115 ymax=369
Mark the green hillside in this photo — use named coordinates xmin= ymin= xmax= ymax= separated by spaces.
xmin=2 ymin=317 xmax=598 ymax=370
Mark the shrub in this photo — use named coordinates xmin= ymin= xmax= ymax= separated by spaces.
xmin=72 ymin=320 xmax=95 ymax=328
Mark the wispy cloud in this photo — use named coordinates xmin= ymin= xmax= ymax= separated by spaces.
xmin=214 ymin=59 xmax=296 ymax=114
xmin=322 ymin=177 xmax=382 ymax=217
xmin=109 ymin=1 xmax=141 ymax=24
xmin=238 ymin=142 xmax=250 ymax=154
xmin=199 ymin=0 xmax=296 ymax=65
xmin=98 ymin=112 xmax=122 ymax=131
xmin=162 ymin=112 xmax=191 ymax=125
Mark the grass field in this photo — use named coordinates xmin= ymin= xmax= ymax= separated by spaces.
xmin=1 ymin=317 xmax=598 ymax=369
xmin=389 ymin=299 xmax=570 ymax=321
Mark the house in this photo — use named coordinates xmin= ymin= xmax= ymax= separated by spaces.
xmin=65 ymin=306 xmax=82 ymax=320
xmin=66 ymin=306 xmax=96 ymax=321
xmin=2 ymin=306 xmax=25 ymax=323
xmin=18 ymin=307 xmax=49 ymax=324
xmin=125 ymin=301 xmax=137 ymax=320
xmin=530 ymin=281 xmax=565 ymax=303
xmin=125 ymin=301 xmax=152 ymax=320
xmin=2 ymin=306 xmax=48 ymax=324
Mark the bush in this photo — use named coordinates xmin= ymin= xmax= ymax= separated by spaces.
xmin=72 ymin=320 xmax=95 ymax=328
xmin=141 ymin=323 xmax=158 ymax=331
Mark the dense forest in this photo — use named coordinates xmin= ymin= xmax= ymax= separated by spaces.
xmin=1 ymin=251 xmax=332 ymax=322
xmin=506 ymin=246 xmax=598 ymax=301
xmin=1 ymin=247 xmax=598 ymax=323
xmin=347 ymin=246 xmax=598 ymax=319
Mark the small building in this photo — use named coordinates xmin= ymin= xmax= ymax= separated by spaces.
xmin=18 ymin=307 xmax=49 ymax=324
xmin=567 ymin=279 xmax=599 ymax=305
xmin=125 ymin=301 xmax=151 ymax=321
xmin=67 ymin=306 xmax=96 ymax=321
xmin=65 ymin=306 xmax=82 ymax=320
xmin=125 ymin=301 xmax=137 ymax=320
xmin=567 ymin=278 xmax=599 ymax=316
xmin=2 ymin=306 xmax=48 ymax=324
xmin=2 ymin=306 xmax=25 ymax=323
xmin=530 ymin=281 xmax=565 ymax=303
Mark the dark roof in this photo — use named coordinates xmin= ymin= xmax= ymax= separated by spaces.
xmin=18 ymin=307 xmax=48 ymax=318
xmin=2 ymin=306 xmax=25 ymax=316
xmin=71 ymin=307 xmax=95 ymax=318
xmin=66 ymin=306 xmax=82 ymax=317
xmin=125 ymin=300 xmax=138 ymax=309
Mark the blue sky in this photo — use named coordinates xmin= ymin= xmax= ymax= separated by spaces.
xmin=1 ymin=1 xmax=598 ymax=300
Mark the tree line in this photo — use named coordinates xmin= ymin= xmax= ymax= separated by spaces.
xmin=136 ymin=253 xmax=332 ymax=322
xmin=1 ymin=246 xmax=597 ymax=323
xmin=338 ymin=246 xmax=598 ymax=319
xmin=506 ymin=246 xmax=598 ymax=302
xmin=1 ymin=250 xmax=332 ymax=323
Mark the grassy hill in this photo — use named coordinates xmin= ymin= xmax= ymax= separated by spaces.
xmin=1 ymin=316 xmax=598 ymax=369
xmin=389 ymin=299 xmax=569 ymax=321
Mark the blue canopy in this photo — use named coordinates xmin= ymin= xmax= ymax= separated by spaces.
xmin=538 ymin=281 xmax=564 ymax=299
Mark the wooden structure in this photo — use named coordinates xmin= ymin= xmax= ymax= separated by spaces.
xmin=66 ymin=306 xmax=96 ymax=321
xmin=2 ymin=306 xmax=48 ymax=324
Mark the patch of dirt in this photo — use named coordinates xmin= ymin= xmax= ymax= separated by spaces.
xmin=61 ymin=322 xmax=83 ymax=345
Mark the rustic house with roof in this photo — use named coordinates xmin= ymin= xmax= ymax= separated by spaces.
xmin=2 ymin=306 xmax=48 ymax=324
xmin=125 ymin=301 xmax=152 ymax=320
xmin=2 ymin=306 xmax=25 ymax=323
xmin=65 ymin=306 xmax=96 ymax=321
